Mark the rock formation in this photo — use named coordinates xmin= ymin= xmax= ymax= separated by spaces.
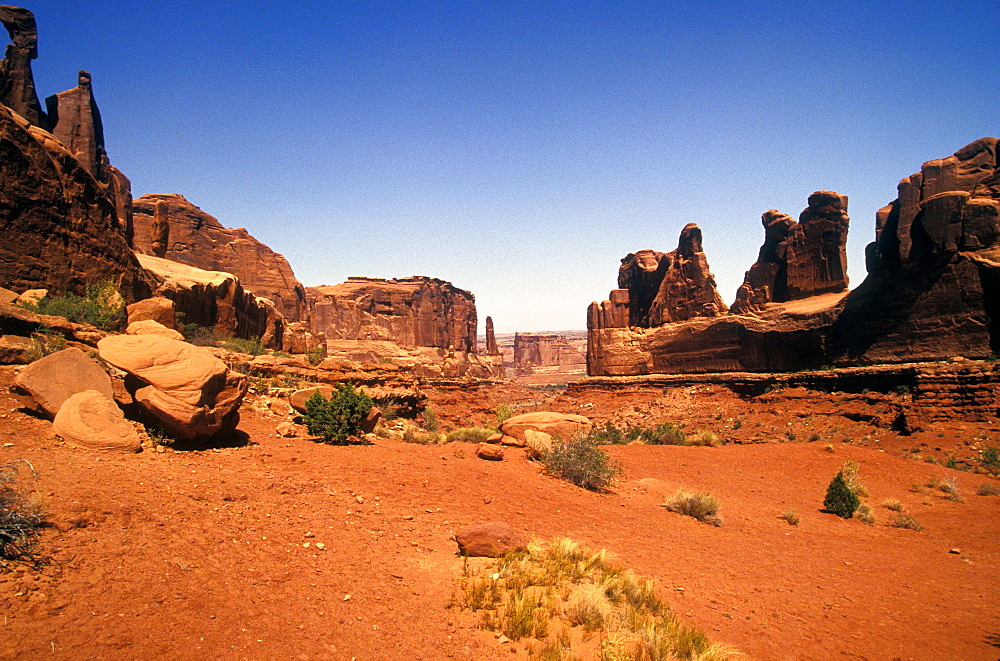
xmin=149 ymin=199 xmax=169 ymax=258
xmin=616 ymin=224 xmax=727 ymax=328
xmin=132 ymin=194 xmax=306 ymax=321
xmin=307 ymin=276 xmax=477 ymax=353
xmin=135 ymin=253 xmax=278 ymax=344
xmin=0 ymin=103 xmax=150 ymax=299
xmin=485 ymin=316 xmax=500 ymax=355
xmin=830 ymin=137 xmax=1000 ymax=363
xmin=513 ymin=333 xmax=586 ymax=372
xmin=44 ymin=70 xmax=105 ymax=179
xmin=0 ymin=6 xmax=46 ymax=128
xmin=732 ymin=192 xmax=850 ymax=313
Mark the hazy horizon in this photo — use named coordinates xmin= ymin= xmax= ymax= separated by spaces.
xmin=20 ymin=1 xmax=999 ymax=334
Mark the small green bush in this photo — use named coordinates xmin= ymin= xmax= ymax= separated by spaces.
xmin=542 ymin=436 xmax=622 ymax=492
xmin=303 ymin=383 xmax=373 ymax=445
xmin=445 ymin=427 xmax=496 ymax=443
xmin=495 ymin=403 xmax=515 ymax=426
xmin=642 ymin=422 xmax=686 ymax=445
xmin=665 ymin=489 xmax=722 ymax=526
xmin=980 ymin=446 xmax=1000 ymax=471
xmin=824 ymin=471 xmax=860 ymax=518
xmin=21 ymin=280 xmax=125 ymax=331
xmin=221 ymin=336 xmax=266 ymax=356
xmin=24 ymin=328 xmax=66 ymax=362
xmin=422 ymin=406 xmax=440 ymax=433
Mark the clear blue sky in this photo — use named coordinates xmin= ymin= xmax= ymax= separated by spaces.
xmin=21 ymin=1 xmax=999 ymax=333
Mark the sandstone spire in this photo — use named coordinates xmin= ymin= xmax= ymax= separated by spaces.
xmin=0 ymin=6 xmax=47 ymax=128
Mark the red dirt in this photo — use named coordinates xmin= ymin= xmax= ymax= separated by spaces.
xmin=1 ymin=366 xmax=998 ymax=660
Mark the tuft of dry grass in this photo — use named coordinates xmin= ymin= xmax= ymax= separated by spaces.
xmin=664 ymin=489 xmax=722 ymax=526
xmin=976 ymin=482 xmax=1000 ymax=496
xmin=855 ymin=503 xmax=876 ymax=526
xmin=402 ymin=428 xmax=441 ymax=445
xmin=453 ymin=537 xmax=739 ymax=661
xmin=778 ymin=508 xmax=800 ymax=526
xmin=887 ymin=512 xmax=923 ymax=531
xmin=882 ymin=498 xmax=904 ymax=512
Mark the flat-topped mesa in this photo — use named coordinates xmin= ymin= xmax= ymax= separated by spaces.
xmin=731 ymin=191 xmax=850 ymax=314
xmin=306 ymin=276 xmax=477 ymax=353
xmin=832 ymin=137 xmax=1000 ymax=363
xmin=131 ymin=194 xmax=307 ymax=322
xmin=0 ymin=6 xmax=46 ymax=128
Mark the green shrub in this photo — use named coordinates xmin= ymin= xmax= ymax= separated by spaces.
xmin=981 ymin=446 xmax=1000 ymax=470
xmin=665 ymin=489 xmax=722 ymax=526
xmin=24 ymin=328 xmax=66 ymax=362
xmin=641 ymin=422 xmax=686 ymax=445
xmin=495 ymin=403 xmax=515 ymax=426
xmin=21 ymin=280 xmax=125 ymax=331
xmin=185 ymin=326 xmax=219 ymax=346
xmin=305 ymin=346 xmax=325 ymax=366
xmin=542 ymin=436 xmax=622 ymax=492
xmin=422 ymin=406 xmax=440 ymax=433
xmin=221 ymin=336 xmax=266 ymax=356
xmin=824 ymin=471 xmax=860 ymax=518
xmin=445 ymin=427 xmax=496 ymax=443
xmin=303 ymin=383 xmax=373 ymax=445
xmin=0 ymin=460 xmax=46 ymax=562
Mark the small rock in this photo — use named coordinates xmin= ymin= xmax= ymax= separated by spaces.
xmin=455 ymin=522 xmax=527 ymax=557
xmin=315 ymin=542 xmax=326 ymax=550
xmin=476 ymin=443 xmax=504 ymax=461
xmin=356 ymin=495 xmax=364 ymax=504
xmin=304 ymin=531 xmax=315 ymax=538
xmin=275 ymin=421 xmax=298 ymax=438
xmin=949 ymin=548 xmax=961 ymax=554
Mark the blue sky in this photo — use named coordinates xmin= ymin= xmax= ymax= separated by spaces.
xmin=21 ymin=1 xmax=999 ymax=333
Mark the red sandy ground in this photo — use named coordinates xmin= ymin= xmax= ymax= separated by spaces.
xmin=1 ymin=367 xmax=998 ymax=660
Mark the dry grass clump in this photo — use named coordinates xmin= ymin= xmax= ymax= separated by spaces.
xmin=926 ymin=476 xmax=963 ymax=502
xmin=975 ymin=481 xmax=1000 ymax=496
xmin=664 ymin=489 xmax=723 ymax=526
xmin=777 ymin=508 xmax=800 ymax=526
xmin=855 ymin=503 xmax=876 ymax=526
xmin=402 ymin=428 xmax=441 ymax=445
xmin=685 ymin=430 xmax=722 ymax=447
xmin=451 ymin=537 xmax=738 ymax=661
xmin=882 ymin=499 xmax=904 ymax=512
xmin=0 ymin=460 xmax=46 ymax=564
xmin=886 ymin=512 xmax=923 ymax=531
xmin=445 ymin=427 xmax=497 ymax=443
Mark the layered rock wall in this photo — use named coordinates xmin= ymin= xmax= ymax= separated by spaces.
xmin=307 ymin=276 xmax=477 ymax=353
xmin=514 ymin=333 xmax=586 ymax=372
xmin=132 ymin=194 xmax=307 ymax=321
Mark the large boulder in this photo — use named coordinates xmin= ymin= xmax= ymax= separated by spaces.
xmin=52 ymin=389 xmax=141 ymax=453
xmin=126 ymin=296 xmax=178 ymax=330
xmin=97 ymin=334 xmax=246 ymax=443
xmin=14 ymin=347 xmax=113 ymax=418
xmin=499 ymin=412 xmax=593 ymax=442
xmin=131 ymin=194 xmax=307 ymax=321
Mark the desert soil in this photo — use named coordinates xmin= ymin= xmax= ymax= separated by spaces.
xmin=1 ymin=366 xmax=998 ymax=660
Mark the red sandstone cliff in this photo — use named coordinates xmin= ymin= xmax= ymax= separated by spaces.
xmin=306 ymin=277 xmax=477 ymax=353
xmin=132 ymin=194 xmax=307 ymax=322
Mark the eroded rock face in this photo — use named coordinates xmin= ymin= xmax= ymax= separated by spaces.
xmin=307 ymin=277 xmax=477 ymax=353
xmin=135 ymin=253 xmax=276 ymax=343
xmin=485 ymin=316 xmax=500 ymax=355
xmin=617 ymin=224 xmax=728 ymax=328
xmin=132 ymin=194 xmax=307 ymax=321
xmin=513 ymin=333 xmax=585 ymax=372
xmin=0 ymin=6 xmax=46 ymax=128
xmin=97 ymin=334 xmax=246 ymax=443
xmin=45 ymin=70 xmax=104 ymax=179
xmin=831 ymin=138 xmax=1000 ymax=363
xmin=732 ymin=192 xmax=850 ymax=314
xmin=0 ymin=104 xmax=150 ymax=300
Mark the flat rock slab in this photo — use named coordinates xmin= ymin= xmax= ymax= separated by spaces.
xmin=52 ymin=389 xmax=141 ymax=453
xmin=15 ymin=347 xmax=113 ymax=418
xmin=455 ymin=523 xmax=526 ymax=558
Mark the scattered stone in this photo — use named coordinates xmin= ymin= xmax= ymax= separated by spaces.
xmin=454 ymin=523 xmax=527 ymax=558
xmin=476 ymin=443 xmax=504 ymax=461
xmin=498 ymin=434 xmax=525 ymax=448
xmin=268 ymin=398 xmax=292 ymax=417
xmin=52 ymin=390 xmax=141 ymax=453
xmin=14 ymin=347 xmax=114 ymax=418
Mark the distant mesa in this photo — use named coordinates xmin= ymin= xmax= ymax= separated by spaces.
xmin=588 ymin=138 xmax=1000 ymax=376
xmin=513 ymin=332 xmax=586 ymax=376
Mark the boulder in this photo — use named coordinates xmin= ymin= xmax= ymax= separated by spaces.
xmin=282 ymin=320 xmax=326 ymax=355
xmin=126 ymin=296 xmax=178 ymax=330
xmin=52 ymin=390 xmax=141 ymax=453
xmin=524 ymin=429 xmax=554 ymax=459
xmin=0 ymin=287 xmax=17 ymax=305
xmin=499 ymin=412 xmax=593 ymax=442
xmin=476 ymin=443 xmax=504 ymax=461
xmin=97 ymin=334 xmax=246 ymax=443
xmin=132 ymin=194 xmax=307 ymax=321
xmin=15 ymin=289 xmax=46 ymax=306
xmin=275 ymin=421 xmax=298 ymax=438
xmin=14 ymin=347 xmax=113 ymax=418
xmin=126 ymin=319 xmax=184 ymax=341
xmin=0 ymin=334 xmax=31 ymax=363
xmin=454 ymin=523 xmax=526 ymax=557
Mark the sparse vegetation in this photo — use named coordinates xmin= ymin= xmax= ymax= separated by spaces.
xmin=823 ymin=471 xmax=860 ymax=519
xmin=886 ymin=512 xmax=923 ymax=531
xmin=0 ymin=460 xmax=46 ymax=564
xmin=642 ymin=422 xmax=686 ymax=446
xmin=495 ymin=403 xmax=515 ymax=426
xmin=686 ymin=430 xmax=722 ymax=447
xmin=980 ymin=446 xmax=1000 ymax=472
xmin=926 ymin=476 xmax=963 ymax=502
xmin=855 ymin=503 xmax=876 ymax=526
xmin=306 ymin=346 xmax=325 ymax=366
xmin=840 ymin=460 xmax=870 ymax=498
xmin=24 ymin=327 xmax=66 ymax=361
xmin=421 ymin=406 xmax=440 ymax=433
xmin=452 ymin=537 xmax=738 ymax=661
xmin=882 ymin=499 xmax=904 ymax=512
xmin=402 ymin=428 xmax=440 ymax=444
xmin=976 ymin=481 xmax=1000 ymax=496
xmin=665 ymin=489 xmax=722 ymax=526
xmin=446 ymin=427 xmax=497 ymax=443
xmin=221 ymin=336 xmax=266 ymax=356
xmin=541 ymin=436 xmax=622 ymax=492
xmin=303 ymin=383 xmax=373 ymax=445
xmin=778 ymin=508 xmax=800 ymax=526
xmin=19 ymin=280 xmax=125 ymax=331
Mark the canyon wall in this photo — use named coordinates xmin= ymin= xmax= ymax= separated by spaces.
xmin=513 ymin=333 xmax=586 ymax=373
xmin=132 ymin=194 xmax=307 ymax=322
xmin=307 ymin=277 xmax=477 ymax=353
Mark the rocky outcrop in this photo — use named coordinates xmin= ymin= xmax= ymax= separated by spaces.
xmin=0 ymin=6 xmax=46 ymax=128
xmin=513 ymin=333 xmax=586 ymax=373
xmin=616 ymin=224 xmax=727 ymax=328
xmin=830 ymin=138 xmax=1000 ymax=363
xmin=135 ymin=253 xmax=277 ymax=343
xmin=499 ymin=412 xmax=593 ymax=442
xmin=132 ymin=194 xmax=306 ymax=321
xmin=0 ymin=103 xmax=150 ymax=299
xmin=732 ymin=192 xmax=850 ymax=313
xmin=307 ymin=276 xmax=477 ymax=353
